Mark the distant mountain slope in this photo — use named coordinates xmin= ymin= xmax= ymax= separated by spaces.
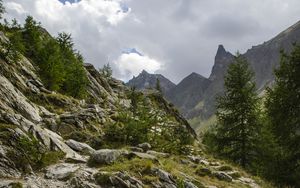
xmin=166 ymin=72 xmax=211 ymax=118
xmin=127 ymin=70 xmax=175 ymax=93
xmin=195 ymin=20 xmax=300 ymax=121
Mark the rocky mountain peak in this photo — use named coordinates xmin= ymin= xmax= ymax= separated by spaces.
xmin=127 ymin=70 xmax=175 ymax=93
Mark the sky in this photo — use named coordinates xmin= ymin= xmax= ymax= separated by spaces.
xmin=3 ymin=0 xmax=300 ymax=83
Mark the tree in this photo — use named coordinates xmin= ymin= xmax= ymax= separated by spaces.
xmin=23 ymin=16 xmax=42 ymax=60
xmin=156 ymin=78 xmax=162 ymax=93
xmin=265 ymin=45 xmax=300 ymax=186
xmin=214 ymin=53 xmax=260 ymax=168
xmin=99 ymin=63 xmax=112 ymax=78
xmin=38 ymin=38 xmax=65 ymax=91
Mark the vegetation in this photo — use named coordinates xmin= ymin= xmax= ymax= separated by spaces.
xmin=0 ymin=16 xmax=88 ymax=99
xmin=264 ymin=45 xmax=300 ymax=186
xmin=7 ymin=135 xmax=65 ymax=172
xmin=99 ymin=63 xmax=113 ymax=78
xmin=156 ymin=78 xmax=162 ymax=93
xmin=203 ymin=46 xmax=300 ymax=187
xmin=103 ymin=91 xmax=193 ymax=154
xmin=204 ymin=53 xmax=261 ymax=168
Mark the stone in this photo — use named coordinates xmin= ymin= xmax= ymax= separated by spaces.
xmin=196 ymin=167 xmax=212 ymax=176
xmin=184 ymin=181 xmax=198 ymax=188
xmin=90 ymin=149 xmax=128 ymax=165
xmin=129 ymin=147 xmax=144 ymax=153
xmin=65 ymin=139 xmax=95 ymax=155
xmin=129 ymin=152 xmax=157 ymax=161
xmin=146 ymin=150 xmax=170 ymax=158
xmin=45 ymin=163 xmax=80 ymax=181
xmin=188 ymin=155 xmax=202 ymax=164
xmin=137 ymin=143 xmax=151 ymax=152
xmin=153 ymin=168 xmax=175 ymax=184
xmin=213 ymin=171 xmax=232 ymax=182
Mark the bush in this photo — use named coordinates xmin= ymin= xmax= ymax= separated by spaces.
xmin=8 ymin=135 xmax=65 ymax=172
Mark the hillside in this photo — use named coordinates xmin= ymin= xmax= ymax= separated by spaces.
xmin=0 ymin=22 xmax=269 ymax=187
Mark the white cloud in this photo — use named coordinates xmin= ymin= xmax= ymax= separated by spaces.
xmin=3 ymin=0 xmax=300 ymax=83
xmin=115 ymin=52 xmax=163 ymax=81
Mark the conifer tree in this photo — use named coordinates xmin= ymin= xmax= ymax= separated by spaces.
xmin=214 ymin=53 xmax=260 ymax=168
xmin=265 ymin=45 xmax=300 ymax=186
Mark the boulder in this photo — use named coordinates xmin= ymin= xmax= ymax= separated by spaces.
xmin=90 ymin=149 xmax=128 ymax=165
xmin=65 ymin=139 xmax=95 ymax=155
xmin=184 ymin=181 xmax=198 ymax=188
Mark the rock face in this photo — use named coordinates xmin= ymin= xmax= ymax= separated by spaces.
xmin=127 ymin=20 xmax=300 ymax=125
xmin=166 ymin=72 xmax=211 ymax=118
xmin=127 ymin=70 xmax=175 ymax=94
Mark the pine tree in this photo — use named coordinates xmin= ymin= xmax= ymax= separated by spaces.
xmin=265 ymin=45 xmax=300 ymax=186
xmin=214 ymin=53 xmax=260 ymax=168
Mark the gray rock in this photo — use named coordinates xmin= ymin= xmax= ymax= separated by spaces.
xmin=137 ymin=143 xmax=151 ymax=152
xmin=45 ymin=163 xmax=80 ymax=181
xmin=129 ymin=147 xmax=144 ymax=153
xmin=153 ymin=168 xmax=175 ymax=184
xmin=184 ymin=181 xmax=198 ymax=188
xmin=146 ymin=150 xmax=170 ymax=158
xmin=65 ymin=139 xmax=95 ymax=155
xmin=130 ymin=152 xmax=157 ymax=161
xmin=90 ymin=149 xmax=128 ymax=165
xmin=213 ymin=171 xmax=232 ymax=182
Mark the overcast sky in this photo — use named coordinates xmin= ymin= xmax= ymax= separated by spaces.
xmin=4 ymin=0 xmax=300 ymax=83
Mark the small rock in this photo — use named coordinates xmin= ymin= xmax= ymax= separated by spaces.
xmin=137 ymin=143 xmax=151 ymax=152
xmin=184 ymin=181 xmax=198 ymax=188
xmin=129 ymin=147 xmax=144 ymax=153
xmin=65 ymin=139 xmax=95 ymax=155
xmin=213 ymin=171 xmax=232 ymax=182
xmin=196 ymin=167 xmax=212 ymax=176
xmin=153 ymin=168 xmax=175 ymax=184
xmin=129 ymin=152 xmax=157 ymax=161
xmin=188 ymin=155 xmax=201 ymax=164
xmin=146 ymin=150 xmax=170 ymax=158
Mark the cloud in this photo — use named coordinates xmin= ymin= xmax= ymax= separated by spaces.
xmin=3 ymin=0 xmax=300 ymax=83
xmin=114 ymin=49 xmax=163 ymax=81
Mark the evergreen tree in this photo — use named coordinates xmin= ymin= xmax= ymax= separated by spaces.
xmin=23 ymin=16 xmax=42 ymax=60
xmin=214 ymin=53 xmax=260 ymax=168
xmin=99 ymin=63 xmax=112 ymax=78
xmin=265 ymin=45 xmax=300 ymax=186
xmin=38 ymin=38 xmax=65 ymax=91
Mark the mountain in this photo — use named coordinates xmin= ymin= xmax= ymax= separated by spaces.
xmin=195 ymin=20 xmax=300 ymax=121
xmin=166 ymin=72 xmax=211 ymax=118
xmin=127 ymin=70 xmax=175 ymax=93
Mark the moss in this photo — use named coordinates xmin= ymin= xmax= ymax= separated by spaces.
xmin=218 ymin=165 xmax=233 ymax=172
xmin=9 ymin=182 xmax=23 ymax=188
